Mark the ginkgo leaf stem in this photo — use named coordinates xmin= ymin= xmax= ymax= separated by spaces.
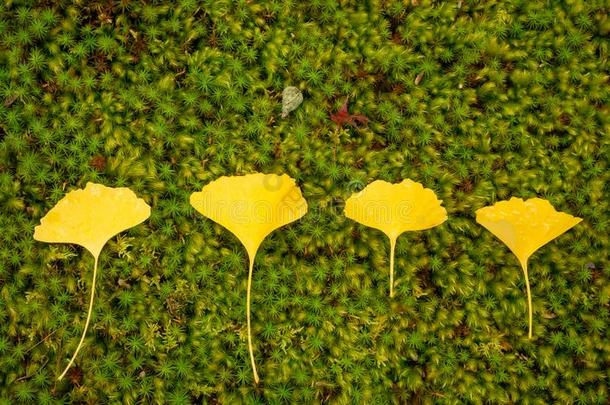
xmin=58 ymin=254 xmax=99 ymax=381
xmin=247 ymin=255 xmax=260 ymax=384
xmin=389 ymin=237 xmax=396 ymax=298
xmin=521 ymin=261 xmax=533 ymax=339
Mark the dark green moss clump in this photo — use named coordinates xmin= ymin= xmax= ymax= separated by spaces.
xmin=0 ymin=0 xmax=609 ymax=403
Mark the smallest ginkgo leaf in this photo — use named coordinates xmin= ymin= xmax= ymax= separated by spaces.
xmin=475 ymin=197 xmax=582 ymax=338
xmin=344 ymin=179 xmax=447 ymax=297
xmin=34 ymin=182 xmax=151 ymax=380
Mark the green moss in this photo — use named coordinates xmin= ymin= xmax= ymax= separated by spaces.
xmin=0 ymin=0 xmax=609 ymax=403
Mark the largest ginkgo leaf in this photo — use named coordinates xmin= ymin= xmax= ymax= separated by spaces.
xmin=475 ymin=197 xmax=582 ymax=338
xmin=34 ymin=182 xmax=150 ymax=380
xmin=344 ymin=179 xmax=447 ymax=297
xmin=190 ymin=173 xmax=307 ymax=384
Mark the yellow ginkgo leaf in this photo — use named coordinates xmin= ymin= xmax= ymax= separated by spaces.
xmin=34 ymin=182 xmax=151 ymax=380
xmin=190 ymin=173 xmax=307 ymax=384
xmin=475 ymin=197 xmax=582 ymax=338
xmin=344 ymin=179 xmax=447 ymax=298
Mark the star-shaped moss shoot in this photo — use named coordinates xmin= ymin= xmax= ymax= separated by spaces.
xmin=475 ymin=197 xmax=582 ymax=338
xmin=190 ymin=173 xmax=307 ymax=384
xmin=344 ymin=179 xmax=447 ymax=298
xmin=34 ymin=182 xmax=151 ymax=380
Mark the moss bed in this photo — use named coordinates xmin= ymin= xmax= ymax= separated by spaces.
xmin=1 ymin=0 xmax=609 ymax=403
